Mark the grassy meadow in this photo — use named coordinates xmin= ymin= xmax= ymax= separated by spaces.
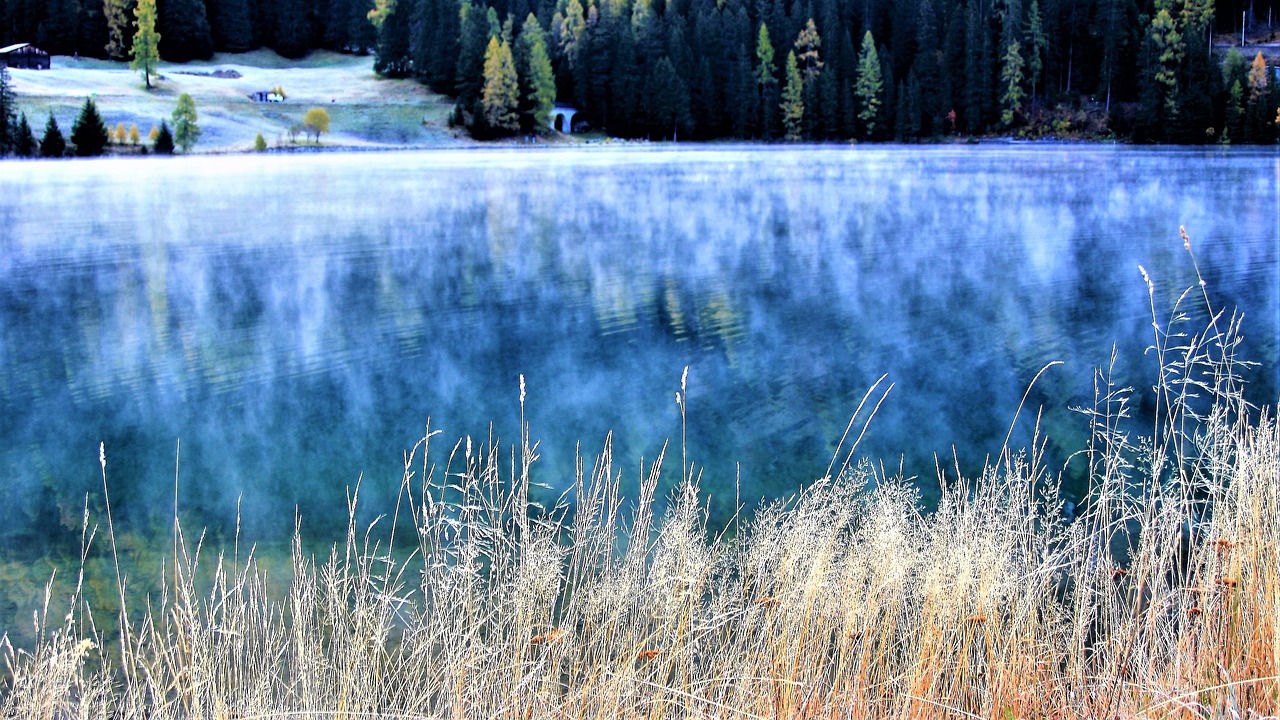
xmin=6 ymin=50 xmax=463 ymax=152
xmin=1 ymin=244 xmax=1276 ymax=720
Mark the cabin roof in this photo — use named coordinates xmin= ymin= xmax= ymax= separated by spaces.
xmin=0 ymin=43 xmax=32 ymax=54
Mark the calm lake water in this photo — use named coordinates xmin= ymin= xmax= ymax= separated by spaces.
xmin=1 ymin=146 xmax=1277 ymax=550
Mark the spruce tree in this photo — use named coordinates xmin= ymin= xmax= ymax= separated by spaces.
xmin=516 ymin=14 xmax=556 ymax=134
xmin=1000 ymin=41 xmax=1025 ymax=128
xmin=854 ymin=30 xmax=883 ymax=138
xmin=70 ymin=97 xmax=109 ymax=156
xmin=40 ymin=114 xmax=67 ymax=157
xmin=154 ymin=119 xmax=175 ymax=153
xmin=14 ymin=113 xmax=37 ymax=157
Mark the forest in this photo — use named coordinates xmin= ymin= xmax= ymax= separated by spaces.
xmin=2 ymin=0 xmax=1280 ymax=142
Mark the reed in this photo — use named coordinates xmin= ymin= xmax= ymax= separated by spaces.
xmin=2 ymin=236 xmax=1276 ymax=720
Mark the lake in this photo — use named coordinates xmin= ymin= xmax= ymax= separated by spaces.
xmin=1 ymin=146 xmax=1276 ymax=555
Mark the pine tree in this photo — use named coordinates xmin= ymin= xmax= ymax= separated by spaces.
xmin=70 ymin=97 xmax=109 ymax=156
xmin=781 ymin=49 xmax=804 ymax=141
xmin=131 ymin=0 xmax=161 ymax=89
xmin=171 ymin=92 xmax=201 ymax=152
xmin=516 ymin=14 xmax=556 ymax=134
xmin=104 ymin=0 xmax=133 ymax=60
xmin=854 ymin=30 xmax=883 ymax=138
xmin=158 ymin=0 xmax=214 ymax=61
xmin=15 ymin=113 xmax=37 ymax=157
xmin=40 ymin=114 xmax=67 ymax=157
xmin=1000 ymin=41 xmax=1025 ymax=127
xmin=129 ymin=123 xmax=140 ymax=144
xmin=481 ymin=35 xmax=520 ymax=136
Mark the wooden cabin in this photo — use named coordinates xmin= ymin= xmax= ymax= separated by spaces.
xmin=0 ymin=43 xmax=51 ymax=70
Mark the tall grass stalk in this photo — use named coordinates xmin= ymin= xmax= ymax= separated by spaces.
xmin=3 ymin=241 xmax=1277 ymax=719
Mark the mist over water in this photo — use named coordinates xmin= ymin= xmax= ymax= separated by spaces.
xmin=0 ymin=146 xmax=1276 ymax=547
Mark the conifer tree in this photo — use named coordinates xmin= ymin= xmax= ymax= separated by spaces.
xmin=1023 ymin=0 xmax=1045 ymax=101
xmin=415 ymin=0 xmax=460 ymax=92
xmin=153 ymin=119 xmax=174 ymax=153
xmin=71 ymin=97 xmax=109 ymax=156
xmin=373 ymin=0 xmax=413 ymax=77
xmin=131 ymin=0 xmax=161 ymax=89
xmin=0 ymin=67 xmax=12 ymax=156
xmin=1149 ymin=6 xmax=1183 ymax=118
xmin=556 ymin=0 xmax=586 ymax=70
xmin=516 ymin=14 xmax=556 ymax=134
xmin=854 ymin=30 xmax=883 ymax=138
xmin=104 ymin=0 xmax=133 ymax=60
xmin=1000 ymin=41 xmax=1025 ymax=127
xmin=794 ymin=18 xmax=823 ymax=83
xmin=129 ymin=123 xmax=140 ymax=144
xmin=781 ymin=49 xmax=804 ymax=141
xmin=38 ymin=0 xmax=80 ymax=55
xmin=171 ymin=92 xmax=201 ymax=152
xmin=15 ymin=113 xmax=37 ymax=157
xmin=481 ymin=35 xmax=520 ymax=136
xmin=158 ymin=0 xmax=214 ymax=61
xmin=756 ymin=23 xmax=776 ymax=88
xmin=454 ymin=0 xmax=493 ymax=118
xmin=41 ymin=115 xmax=67 ymax=157
xmin=213 ymin=0 xmax=254 ymax=52
xmin=756 ymin=23 xmax=777 ymax=138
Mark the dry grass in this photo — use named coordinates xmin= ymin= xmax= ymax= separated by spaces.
xmin=3 ymin=236 xmax=1277 ymax=719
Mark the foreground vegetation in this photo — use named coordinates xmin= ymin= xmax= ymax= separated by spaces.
xmin=2 ymin=242 xmax=1277 ymax=719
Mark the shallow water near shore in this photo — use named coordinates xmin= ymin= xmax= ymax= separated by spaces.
xmin=0 ymin=145 xmax=1276 ymax=558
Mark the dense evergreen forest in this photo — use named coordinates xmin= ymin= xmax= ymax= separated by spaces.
xmin=2 ymin=0 xmax=1279 ymax=142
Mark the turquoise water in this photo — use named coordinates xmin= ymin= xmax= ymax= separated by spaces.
xmin=0 ymin=146 xmax=1276 ymax=552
